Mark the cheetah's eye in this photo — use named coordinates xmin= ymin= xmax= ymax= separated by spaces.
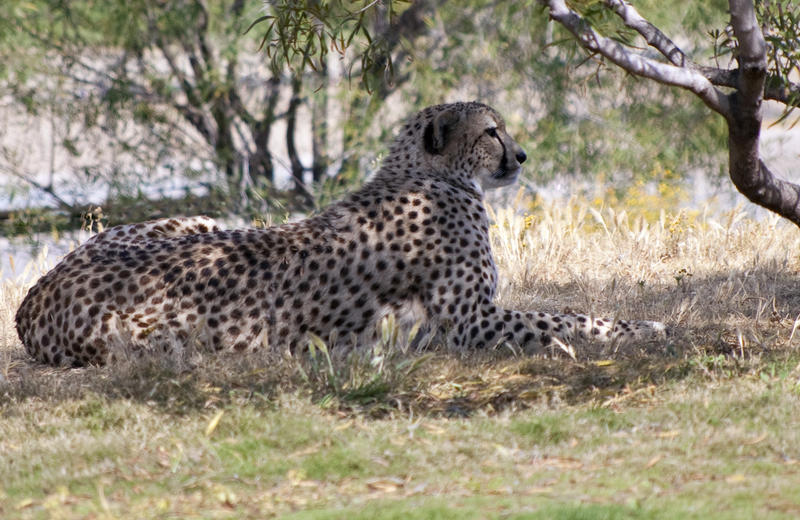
xmin=485 ymin=127 xmax=498 ymax=138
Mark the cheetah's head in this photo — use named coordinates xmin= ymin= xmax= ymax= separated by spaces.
xmin=419 ymin=102 xmax=527 ymax=190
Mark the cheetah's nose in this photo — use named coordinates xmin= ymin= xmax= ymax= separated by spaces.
xmin=516 ymin=150 xmax=527 ymax=164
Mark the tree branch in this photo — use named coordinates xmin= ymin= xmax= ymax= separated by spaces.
xmin=147 ymin=43 xmax=212 ymax=138
xmin=699 ymin=66 xmax=800 ymax=106
xmin=183 ymin=0 xmax=215 ymax=85
xmin=540 ymin=0 xmax=731 ymax=118
xmin=1 ymin=163 xmax=75 ymax=211
xmin=602 ymin=0 xmax=689 ymax=67
xmin=602 ymin=0 xmax=799 ymax=106
xmin=145 ymin=24 xmax=215 ymax=143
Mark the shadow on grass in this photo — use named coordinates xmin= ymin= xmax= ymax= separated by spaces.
xmin=2 ymin=265 xmax=799 ymax=418
xmin=282 ymin=497 xmax=668 ymax=520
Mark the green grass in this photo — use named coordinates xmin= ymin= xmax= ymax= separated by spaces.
xmin=3 ymin=200 xmax=800 ymax=518
xmin=2 ymin=360 xmax=800 ymax=518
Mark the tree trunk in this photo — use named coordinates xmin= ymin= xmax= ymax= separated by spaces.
xmin=727 ymin=98 xmax=800 ymax=226
xmin=249 ymin=77 xmax=281 ymax=187
xmin=725 ymin=0 xmax=800 ymax=226
xmin=286 ymin=74 xmax=314 ymax=208
xmin=311 ymin=65 xmax=329 ymax=184
xmin=212 ymin=102 xmax=237 ymax=181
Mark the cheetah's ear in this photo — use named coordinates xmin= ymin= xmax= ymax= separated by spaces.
xmin=423 ymin=108 xmax=461 ymax=155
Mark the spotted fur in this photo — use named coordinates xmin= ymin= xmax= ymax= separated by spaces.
xmin=16 ymin=102 xmax=665 ymax=366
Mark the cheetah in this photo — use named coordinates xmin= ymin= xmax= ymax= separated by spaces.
xmin=16 ymin=102 xmax=665 ymax=367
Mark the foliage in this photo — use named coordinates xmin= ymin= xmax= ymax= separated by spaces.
xmin=249 ymin=0 xmax=411 ymax=92
xmin=1 ymin=0 xmax=795 ymax=224
xmin=0 ymin=0 xmax=441 ymax=219
xmin=260 ymin=0 xmax=730 ymax=185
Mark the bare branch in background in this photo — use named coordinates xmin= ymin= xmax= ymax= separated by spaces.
xmin=0 ymin=158 xmax=75 ymax=211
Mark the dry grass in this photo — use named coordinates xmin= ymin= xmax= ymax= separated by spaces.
xmin=2 ymin=199 xmax=800 ymax=518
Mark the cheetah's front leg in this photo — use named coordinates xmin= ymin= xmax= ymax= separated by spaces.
xmin=443 ymin=300 xmax=666 ymax=352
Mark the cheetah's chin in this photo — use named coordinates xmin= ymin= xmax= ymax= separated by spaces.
xmin=488 ymin=167 xmax=521 ymax=187
xmin=493 ymin=166 xmax=520 ymax=178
